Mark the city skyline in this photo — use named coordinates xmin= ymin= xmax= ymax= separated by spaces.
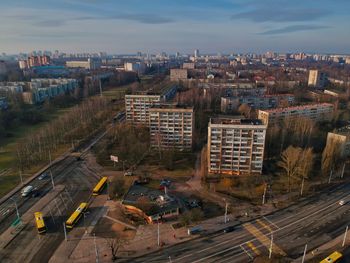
xmin=0 ymin=0 xmax=350 ymax=54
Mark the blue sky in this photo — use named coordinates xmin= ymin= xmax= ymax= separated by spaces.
xmin=0 ymin=0 xmax=349 ymax=54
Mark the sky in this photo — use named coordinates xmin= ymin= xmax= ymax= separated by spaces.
xmin=0 ymin=0 xmax=349 ymax=54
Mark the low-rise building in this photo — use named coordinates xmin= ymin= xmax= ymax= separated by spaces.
xmin=66 ymin=58 xmax=101 ymax=70
xmin=258 ymin=103 xmax=334 ymax=126
xmin=221 ymin=94 xmax=294 ymax=112
xmin=122 ymin=184 xmax=180 ymax=224
xmin=170 ymin=69 xmax=188 ymax=81
xmin=149 ymin=105 xmax=194 ymax=150
xmin=326 ymin=127 xmax=350 ymax=158
xmin=208 ymin=118 xmax=267 ymax=176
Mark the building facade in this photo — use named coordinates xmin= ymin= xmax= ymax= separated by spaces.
xmin=308 ymin=70 xmax=327 ymax=88
xmin=221 ymin=94 xmax=295 ymax=112
xmin=170 ymin=69 xmax=188 ymax=81
xmin=208 ymin=118 xmax=267 ymax=176
xmin=326 ymin=127 xmax=350 ymax=158
xmin=66 ymin=58 xmax=101 ymax=70
xmin=149 ymin=105 xmax=194 ymax=150
xmin=125 ymin=95 xmax=161 ymax=125
xmin=258 ymin=103 xmax=334 ymax=126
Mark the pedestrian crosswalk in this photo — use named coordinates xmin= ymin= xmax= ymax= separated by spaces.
xmin=240 ymin=216 xmax=286 ymax=259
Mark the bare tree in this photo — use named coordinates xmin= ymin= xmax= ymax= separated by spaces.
xmin=106 ymin=237 xmax=125 ymax=261
xmin=321 ymin=138 xmax=343 ymax=177
xmin=278 ymin=146 xmax=302 ymax=192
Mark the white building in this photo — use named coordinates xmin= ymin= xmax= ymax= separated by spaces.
xmin=149 ymin=105 xmax=194 ymax=150
xmin=124 ymin=62 xmax=146 ymax=75
xmin=208 ymin=118 xmax=267 ymax=176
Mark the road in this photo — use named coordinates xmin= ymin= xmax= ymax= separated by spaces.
xmin=120 ymin=183 xmax=350 ymax=262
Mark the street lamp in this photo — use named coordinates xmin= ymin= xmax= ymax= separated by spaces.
xmin=10 ymin=197 xmax=20 ymax=219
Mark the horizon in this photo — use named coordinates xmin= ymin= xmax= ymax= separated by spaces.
xmin=0 ymin=0 xmax=349 ymax=54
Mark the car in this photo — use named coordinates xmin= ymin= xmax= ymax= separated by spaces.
xmin=124 ymin=171 xmax=133 ymax=176
xmin=339 ymin=200 xmax=346 ymax=206
xmin=223 ymin=226 xmax=235 ymax=233
xmin=38 ymin=173 xmax=48 ymax=180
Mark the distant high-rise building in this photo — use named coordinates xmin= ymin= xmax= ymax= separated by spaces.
xmin=19 ymin=55 xmax=51 ymax=69
xmin=194 ymin=49 xmax=199 ymax=58
xmin=308 ymin=70 xmax=327 ymax=88
xmin=207 ymin=118 xmax=266 ymax=176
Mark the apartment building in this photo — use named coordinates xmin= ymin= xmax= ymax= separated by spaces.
xmin=258 ymin=103 xmax=334 ymax=126
xmin=326 ymin=126 xmax=350 ymax=158
xmin=66 ymin=58 xmax=101 ymax=70
xmin=221 ymin=94 xmax=294 ymax=112
xmin=125 ymin=86 xmax=177 ymax=125
xmin=208 ymin=118 xmax=267 ymax=176
xmin=149 ymin=105 xmax=194 ymax=150
xmin=308 ymin=70 xmax=327 ymax=88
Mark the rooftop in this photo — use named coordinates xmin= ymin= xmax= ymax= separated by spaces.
xmin=150 ymin=103 xmax=193 ymax=111
xmin=259 ymin=103 xmax=334 ymax=113
xmin=210 ymin=117 xmax=264 ymax=126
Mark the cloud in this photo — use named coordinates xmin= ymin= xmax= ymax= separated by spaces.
xmin=34 ymin=19 xmax=66 ymax=27
xmin=259 ymin=25 xmax=330 ymax=35
xmin=111 ymin=14 xmax=174 ymax=24
xmin=232 ymin=8 xmax=329 ymax=22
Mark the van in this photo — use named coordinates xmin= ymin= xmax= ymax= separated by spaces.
xmin=187 ymin=226 xmax=202 ymax=235
xmin=21 ymin=185 xmax=34 ymax=197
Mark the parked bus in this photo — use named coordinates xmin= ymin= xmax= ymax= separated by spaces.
xmin=92 ymin=177 xmax=108 ymax=196
xmin=65 ymin=203 xmax=88 ymax=229
xmin=34 ymin=212 xmax=46 ymax=234
xmin=21 ymin=185 xmax=34 ymax=197
xmin=320 ymin=251 xmax=343 ymax=263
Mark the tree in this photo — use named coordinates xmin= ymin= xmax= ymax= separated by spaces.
xmin=277 ymin=146 xmax=301 ymax=192
xmin=109 ymin=178 xmax=125 ymax=199
xmin=321 ymin=138 xmax=343 ymax=177
xmin=106 ymin=237 xmax=125 ymax=261
xmin=238 ymin=104 xmax=252 ymax=118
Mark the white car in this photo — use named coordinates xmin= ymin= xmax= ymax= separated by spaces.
xmin=339 ymin=200 xmax=345 ymax=206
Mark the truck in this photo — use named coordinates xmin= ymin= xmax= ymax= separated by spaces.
xmin=21 ymin=185 xmax=34 ymax=197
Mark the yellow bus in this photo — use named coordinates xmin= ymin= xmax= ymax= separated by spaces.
xmin=320 ymin=251 xmax=343 ymax=263
xmin=65 ymin=203 xmax=88 ymax=229
xmin=34 ymin=212 xmax=46 ymax=234
xmin=92 ymin=177 xmax=108 ymax=196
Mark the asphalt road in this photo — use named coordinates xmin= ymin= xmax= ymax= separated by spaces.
xmin=121 ymin=183 xmax=350 ymax=263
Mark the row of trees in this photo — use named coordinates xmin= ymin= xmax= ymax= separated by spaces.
xmin=15 ymin=97 xmax=113 ymax=170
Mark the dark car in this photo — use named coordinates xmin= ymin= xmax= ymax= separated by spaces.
xmin=38 ymin=173 xmax=48 ymax=180
xmin=223 ymin=226 xmax=235 ymax=233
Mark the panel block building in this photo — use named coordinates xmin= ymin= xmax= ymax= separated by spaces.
xmin=149 ymin=105 xmax=194 ymax=150
xmin=258 ymin=103 xmax=334 ymax=126
xmin=208 ymin=118 xmax=267 ymax=176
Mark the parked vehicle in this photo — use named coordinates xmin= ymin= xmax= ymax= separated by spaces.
xmin=38 ymin=173 xmax=48 ymax=180
xmin=124 ymin=171 xmax=133 ymax=176
xmin=21 ymin=185 xmax=34 ymax=197
xmin=223 ymin=226 xmax=235 ymax=233
xmin=187 ymin=226 xmax=202 ymax=235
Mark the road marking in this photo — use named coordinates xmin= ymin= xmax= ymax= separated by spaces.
xmin=173 ymin=190 xmax=350 ymax=262
xmin=257 ymin=219 xmax=272 ymax=232
xmin=240 ymin=244 xmax=253 ymax=259
xmin=263 ymin=216 xmax=280 ymax=229
xmin=244 ymin=223 xmax=286 ymax=256
xmin=246 ymin=241 xmax=260 ymax=255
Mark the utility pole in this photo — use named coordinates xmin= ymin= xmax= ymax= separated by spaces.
xmin=99 ymin=79 xmax=103 ymax=97
xmin=94 ymin=233 xmax=99 ymax=263
xmin=10 ymin=197 xmax=20 ymax=219
xmin=63 ymin=222 xmax=67 ymax=241
xmin=300 ymin=177 xmax=305 ymax=196
xmin=262 ymin=184 xmax=267 ymax=205
xmin=269 ymin=233 xmax=273 ymax=259
xmin=50 ymin=169 xmax=55 ymax=190
xmin=301 ymin=244 xmax=307 ymax=263
xmin=157 ymin=221 xmax=160 ymax=246
xmin=19 ymin=170 xmax=23 ymax=185
xmin=224 ymin=201 xmax=228 ymax=223
xmin=328 ymin=169 xmax=333 ymax=184
xmin=343 ymin=225 xmax=348 ymax=247
xmin=341 ymin=163 xmax=346 ymax=179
